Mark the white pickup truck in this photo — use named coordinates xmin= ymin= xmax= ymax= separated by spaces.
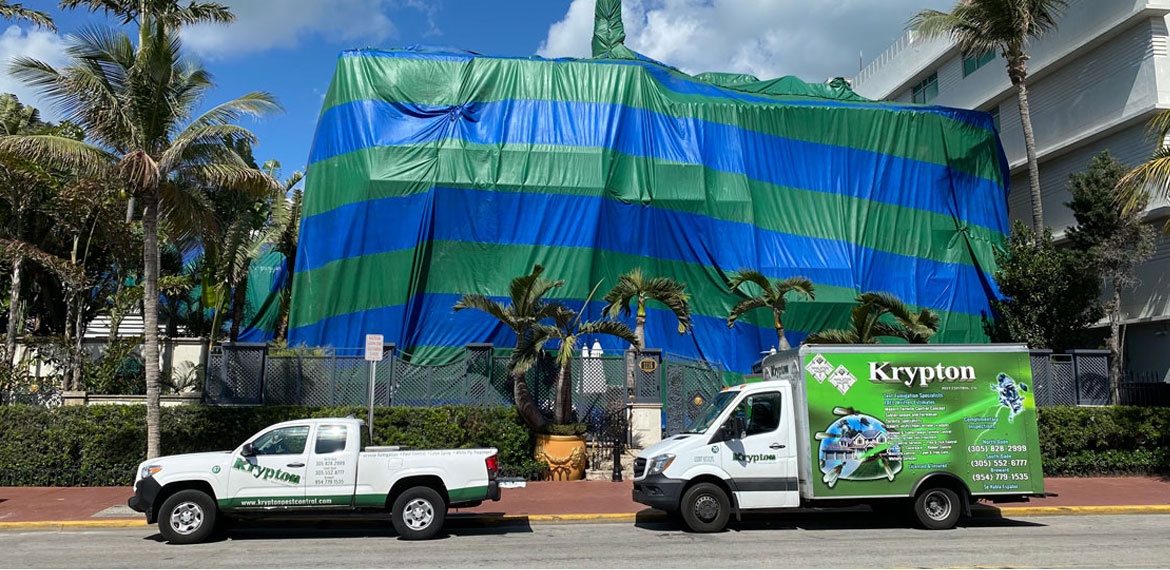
xmin=128 ymin=417 xmax=500 ymax=543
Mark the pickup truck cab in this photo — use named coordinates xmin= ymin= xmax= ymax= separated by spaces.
xmin=128 ymin=417 xmax=500 ymax=543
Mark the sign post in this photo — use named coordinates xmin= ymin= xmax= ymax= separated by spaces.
xmin=364 ymin=334 xmax=384 ymax=442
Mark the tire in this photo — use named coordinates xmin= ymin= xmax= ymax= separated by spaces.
xmin=391 ymin=486 xmax=447 ymax=540
xmin=913 ymin=487 xmax=962 ymax=530
xmin=679 ymin=483 xmax=730 ymax=533
xmin=157 ymin=489 xmax=218 ymax=545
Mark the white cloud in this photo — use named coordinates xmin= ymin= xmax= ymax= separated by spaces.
xmin=539 ymin=0 xmax=951 ymax=82
xmin=181 ymin=0 xmax=402 ymax=59
xmin=0 ymin=25 xmax=69 ymax=121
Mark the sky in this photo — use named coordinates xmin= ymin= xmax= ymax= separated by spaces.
xmin=2 ymin=0 xmax=951 ymax=181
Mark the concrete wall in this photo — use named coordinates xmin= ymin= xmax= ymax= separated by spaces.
xmin=12 ymin=337 xmax=207 ymax=392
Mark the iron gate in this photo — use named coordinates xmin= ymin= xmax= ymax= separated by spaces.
xmin=661 ymin=353 xmax=723 ymax=437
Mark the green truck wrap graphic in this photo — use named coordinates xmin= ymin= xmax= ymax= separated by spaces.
xmin=803 ymin=350 xmax=1044 ymax=497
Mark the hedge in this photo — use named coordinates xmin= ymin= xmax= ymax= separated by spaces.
xmin=0 ymin=405 xmax=545 ymax=486
xmin=0 ymin=404 xmax=1163 ymax=486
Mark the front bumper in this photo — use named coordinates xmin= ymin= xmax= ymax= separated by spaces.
xmin=632 ymin=474 xmax=686 ymax=512
xmin=127 ymin=477 xmax=161 ymax=524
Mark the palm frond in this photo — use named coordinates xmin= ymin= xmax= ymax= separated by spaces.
xmin=0 ymin=2 xmax=56 ymax=30
xmin=181 ymin=92 xmax=283 ymax=133
xmin=577 ymin=319 xmax=637 ymax=346
xmin=727 ymin=297 xmax=769 ymax=328
xmin=776 ymin=276 xmax=816 ymax=301
xmin=0 ymin=134 xmax=115 ymax=177
xmin=453 ymin=294 xmax=515 ymax=331
xmin=1116 ymin=144 xmax=1170 ymax=224
xmin=805 ymin=329 xmax=859 ymax=344
xmin=727 ymin=268 xmax=775 ymax=300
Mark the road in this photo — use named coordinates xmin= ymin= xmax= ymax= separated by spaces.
xmin=1 ymin=514 xmax=1167 ymax=568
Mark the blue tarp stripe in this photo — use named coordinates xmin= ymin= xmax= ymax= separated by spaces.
xmin=295 ymin=187 xmax=999 ymax=317
xmin=306 ymin=99 xmax=1007 ymax=234
xmin=336 ymin=49 xmax=995 ymax=129
xmin=289 ymin=293 xmax=795 ymax=374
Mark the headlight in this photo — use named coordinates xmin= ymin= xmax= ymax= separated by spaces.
xmin=647 ymin=454 xmax=675 ymax=476
xmin=140 ymin=465 xmax=162 ymax=479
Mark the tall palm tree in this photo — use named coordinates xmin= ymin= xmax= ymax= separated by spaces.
xmin=910 ymin=0 xmax=1067 ymax=235
xmin=1 ymin=26 xmax=280 ymax=459
xmin=518 ymin=295 xmax=636 ymax=425
xmin=453 ymin=265 xmax=564 ymax=431
xmin=726 ymin=269 xmax=815 ymax=350
xmin=0 ymin=1 xmax=55 ymax=29
xmin=1117 ymin=110 xmax=1170 ymax=232
xmin=807 ymin=292 xmax=940 ymax=344
xmin=261 ymin=160 xmax=303 ymax=342
xmin=602 ymin=268 xmax=691 ymax=350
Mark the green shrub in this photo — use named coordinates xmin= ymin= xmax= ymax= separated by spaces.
xmin=1037 ymin=406 xmax=1169 ymax=476
xmin=0 ymin=404 xmax=543 ymax=486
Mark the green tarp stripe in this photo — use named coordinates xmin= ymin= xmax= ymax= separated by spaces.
xmin=319 ymin=56 xmax=1003 ymax=184
xmin=303 ymin=143 xmax=1005 ymax=271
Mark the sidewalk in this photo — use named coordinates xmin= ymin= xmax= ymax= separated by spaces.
xmin=2 ymin=477 xmax=1168 ymax=528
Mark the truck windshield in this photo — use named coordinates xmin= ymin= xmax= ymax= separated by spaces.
xmin=685 ymin=391 xmax=738 ymax=434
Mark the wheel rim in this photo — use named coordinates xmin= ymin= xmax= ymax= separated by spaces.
xmin=402 ymin=498 xmax=434 ymax=531
xmin=693 ymin=494 xmax=720 ymax=522
xmin=169 ymin=501 xmax=204 ymax=535
xmin=923 ymin=491 xmax=952 ymax=521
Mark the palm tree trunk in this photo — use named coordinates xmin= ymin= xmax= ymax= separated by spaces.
xmin=229 ymin=261 xmax=250 ymax=342
xmin=4 ymin=254 xmax=22 ymax=366
xmin=635 ymin=300 xmax=646 ymax=349
xmin=1011 ymin=66 xmax=1044 ymax=234
xmin=554 ymin=358 xmax=573 ymax=425
xmin=511 ymin=369 xmax=547 ymax=432
xmin=774 ymin=308 xmax=790 ymax=350
xmin=142 ymin=193 xmax=162 ymax=459
xmin=1108 ymin=289 xmax=1122 ymax=405
xmin=71 ymin=290 xmax=84 ymax=391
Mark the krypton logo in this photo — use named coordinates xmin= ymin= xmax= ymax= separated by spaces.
xmin=732 ymin=452 xmax=777 ymax=463
xmin=232 ymin=457 xmax=301 ymax=485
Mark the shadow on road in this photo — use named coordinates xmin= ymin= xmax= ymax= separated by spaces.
xmin=143 ymin=516 xmax=536 ymax=544
xmin=634 ymin=508 xmax=1045 ymax=533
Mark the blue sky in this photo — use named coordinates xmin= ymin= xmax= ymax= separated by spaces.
xmin=4 ymin=0 xmax=949 ymax=181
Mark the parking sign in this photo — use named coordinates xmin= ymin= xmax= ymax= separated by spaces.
xmin=364 ymin=334 xmax=384 ymax=361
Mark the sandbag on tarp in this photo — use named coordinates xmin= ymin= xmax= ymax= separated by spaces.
xmin=290 ymin=11 xmax=1009 ymax=374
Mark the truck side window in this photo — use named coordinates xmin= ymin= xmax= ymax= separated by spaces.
xmin=742 ymin=392 xmax=782 ymax=436
xmin=315 ymin=425 xmax=348 ymax=454
xmin=251 ymin=425 xmax=310 ymax=455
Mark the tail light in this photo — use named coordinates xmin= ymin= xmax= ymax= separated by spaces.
xmin=485 ymin=454 xmax=499 ymax=479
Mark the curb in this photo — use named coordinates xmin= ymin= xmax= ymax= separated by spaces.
xmin=1 ymin=505 xmax=1167 ymax=531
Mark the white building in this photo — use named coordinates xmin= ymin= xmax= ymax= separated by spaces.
xmin=853 ymin=0 xmax=1170 ymax=381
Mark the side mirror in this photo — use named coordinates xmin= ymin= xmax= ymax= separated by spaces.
xmin=241 ymin=443 xmax=257 ymax=457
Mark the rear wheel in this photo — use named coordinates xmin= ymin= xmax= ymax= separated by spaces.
xmin=679 ymin=483 xmax=730 ymax=533
xmin=391 ymin=486 xmax=446 ymax=540
xmin=913 ymin=487 xmax=962 ymax=530
xmin=158 ymin=490 xmax=218 ymax=545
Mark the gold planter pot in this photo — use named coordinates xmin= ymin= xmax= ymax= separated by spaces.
xmin=534 ymin=433 xmax=587 ymax=481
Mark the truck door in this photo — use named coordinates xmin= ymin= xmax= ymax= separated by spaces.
xmin=305 ymin=423 xmax=360 ymax=507
xmin=717 ymin=390 xmax=799 ymax=508
xmin=226 ymin=424 xmax=310 ymax=508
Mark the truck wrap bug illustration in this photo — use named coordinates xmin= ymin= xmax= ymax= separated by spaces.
xmin=992 ymin=372 xmax=1028 ymax=422
xmin=815 ymin=406 xmax=902 ymax=488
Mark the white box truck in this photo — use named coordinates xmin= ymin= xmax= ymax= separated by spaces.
xmin=632 ymin=344 xmax=1045 ymax=531
xmin=128 ymin=417 xmax=499 ymax=543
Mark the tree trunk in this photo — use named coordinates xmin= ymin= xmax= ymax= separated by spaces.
xmin=1108 ymin=289 xmax=1122 ymax=405
xmin=4 ymin=254 xmax=22 ymax=366
xmin=142 ymin=193 xmax=162 ymax=459
xmin=635 ymin=299 xmax=646 ymax=350
xmin=229 ymin=260 xmax=250 ymax=342
xmin=1011 ymin=65 xmax=1044 ymax=234
xmin=774 ymin=308 xmax=790 ymax=351
xmin=71 ymin=290 xmax=85 ymax=392
xmin=511 ymin=369 xmax=547 ymax=432
xmin=554 ymin=357 xmax=573 ymax=425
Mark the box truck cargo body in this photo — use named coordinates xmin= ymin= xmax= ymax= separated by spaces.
xmin=632 ymin=344 xmax=1045 ymax=531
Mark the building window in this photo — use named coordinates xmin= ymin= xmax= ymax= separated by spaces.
xmin=962 ymin=50 xmax=996 ymax=77
xmin=912 ymin=72 xmax=938 ymax=104
xmin=989 ymin=106 xmax=1000 ymax=131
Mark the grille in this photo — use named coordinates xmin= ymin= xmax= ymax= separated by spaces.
xmin=633 ymin=457 xmax=646 ymax=478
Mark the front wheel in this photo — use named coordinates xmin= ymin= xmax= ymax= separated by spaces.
xmin=391 ymin=486 xmax=447 ymax=540
xmin=913 ymin=487 xmax=962 ymax=530
xmin=158 ymin=489 xmax=218 ymax=544
xmin=679 ymin=483 xmax=730 ymax=533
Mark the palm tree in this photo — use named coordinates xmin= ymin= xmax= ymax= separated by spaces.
xmin=261 ymin=160 xmax=304 ymax=342
xmin=1 ymin=26 xmax=280 ymax=459
xmin=807 ymin=292 xmax=940 ymax=344
xmin=602 ymin=268 xmax=691 ymax=349
xmin=1117 ymin=110 xmax=1170 ymax=232
xmin=453 ymin=265 xmax=564 ymax=431
xmin=910 ymin=0 xmax=1068 ymax=235
xmin=726 ymin=269 xmax=815 ymax=350
xmin=0 ymin=1 xmax=55 ymax=29
xmin=519 ymin=293 xmax=637 ymax=425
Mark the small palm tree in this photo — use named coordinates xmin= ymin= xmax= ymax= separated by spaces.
xmin=518 ymin=292 xmax=636 ymax=425
xmin=0 ymin=1 xmax=55 ymax=29
xmin=910 ymin=0 xmax=1068 ymax=235
xmin=726 ymin=269 xmax=815 ymax=350
xmin=454 ymin=265 xmax=564 ymax=431
xmin=807 ymin=292 xmax=940 ymax=344
xmin=602 ymin=268 xmax=692 ymax=350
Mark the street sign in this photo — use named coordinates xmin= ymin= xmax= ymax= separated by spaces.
xmin=364 ymin=334 xmax=384 ymax=362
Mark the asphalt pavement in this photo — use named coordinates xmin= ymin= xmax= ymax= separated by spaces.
xmin=1 ymin=513 xmax=1167 ymax=568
